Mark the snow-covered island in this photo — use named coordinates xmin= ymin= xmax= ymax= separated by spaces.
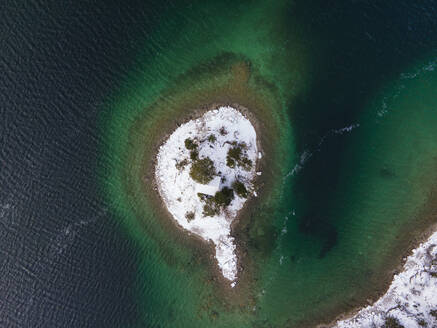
xmin=155 ymin=106 xmax=260 ymax=287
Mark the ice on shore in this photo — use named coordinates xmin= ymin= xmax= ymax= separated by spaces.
xmin=155 ymin=106 xmax=258 ymax=285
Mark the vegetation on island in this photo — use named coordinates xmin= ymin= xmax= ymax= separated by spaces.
xmin=201 ymin=187 xmax=235 ymax=217
xmin=232 ymin=180 xmax=248 ymax=198
xmin=207 ymin=134 xmax=216 ymax=143
xmin=430 ymin=309 xmax=437 ymax=319
xmin=189 ymin=157 xmax=216 ymax=184
xmin=226 ymin=142 xmax=253 ymax=171
xmin=214 ymin=187 xmax=234 ymax=206
xmin=185 ymin=211 xmax=195 ymax=222
xmin=184 ymin=138 xmax=200 ymax=161
xmin=190 ymin=149 xmax=199 ymax=161
xmin=176 ymin=134 xmax=253 ymax=217
xmin=382 ymin=317 xmax=404 ymax=328
xmin=202 ymin=202 xmax=220 ymax=217
xmin=184 ymin=138 xmax=198 ymax=150
xmin=175 ymin=158 xmax=189 ymax=171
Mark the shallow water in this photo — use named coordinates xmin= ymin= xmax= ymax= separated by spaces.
xmin=1 ymin=1 xmax=437 ymax=327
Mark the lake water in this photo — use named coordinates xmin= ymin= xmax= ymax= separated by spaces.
xmin=1 ymin=1 xmax=436 ymax=327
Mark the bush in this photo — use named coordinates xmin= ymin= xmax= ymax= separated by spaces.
xmin=240 ymin=157 xmax=253 ymax=171
xmin=233 ymin=181 xmax=248 ymax=198
xmin=189 ymin=157 xmax=215 ymax=184
xmin=226 ymin=142 xmax=252 ymax=170
xmin=383 ymin=317 xmax=404 ymax=328
xmin=184 ymin=138 xmax=197 ymax=150
xmin=197 ymin=193 xmax=208 ymax=201
xmin=203 ymin=203 xmax=219 ymax=217
xmin=227 ymin=145 xmax=242 ymax=161
xmin=219 ymin=127 xmax=227 ymax=135
xmin=198 ymin=187 xmax=235 ymax=217
xmin=207 ymin=134 xmax=216 ymax=143
xmin=185 ymin=211 xmax=195 ymax=222
xmin=226 ymin=157 xmax=236 ymax=168
xmin=190 ymin=150 xmax=199 ymax=161
xmin=175 ymin=159 xmax=189 ymax=170
xmin=213 ymin=187 xmax=234 ymax=207
xmin=430 ymin=310 xmax=437 ymax=319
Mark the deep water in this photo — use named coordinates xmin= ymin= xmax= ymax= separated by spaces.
xmin=1 ymin=1 xmax=436 ymax=328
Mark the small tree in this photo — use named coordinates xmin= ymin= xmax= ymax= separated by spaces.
xmin=203 ymin=203 xmax=219 ymax=217
xmin=430 ymin=310 xmax=437 ymax=319
xmin=175 ymin=159 xmax=189 ymax=170
xmin=213 ymin=187 xmax=234 ymax=207
xmin=227 ymin=144 xmax=242 ymax=162
xmin=382 ymin=317 xmax=404 ymax=328
xmin=185 ymin=211 xmax=195 ymax=222
xmin=226 ymin=157 xmax=236 ymax=168
xmin=233 ymin=180 xmax=248 ymax=198
xmin=190 ymin=150 xmax=199 ymax=161
xmin=207 ymin=134 xmax=216 ymax=143
xmin=240 ymin=157 xmax=252 ymax=171
xmin=226 ymin=142 xmax=252 ymax=170
xmin=189 ymin=157 xmax=215 ymax=184
xmin=184 ymin=138 xmax=197 ymax=150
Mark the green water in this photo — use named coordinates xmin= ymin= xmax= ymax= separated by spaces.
xmin=98 ymin=1 xmax=437 ymax=327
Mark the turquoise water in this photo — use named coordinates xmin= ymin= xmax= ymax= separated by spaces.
xmin=257 ymin=57 xmax=437 ymax=326
xmin=97 ymin=1 xmax=437 ymax=327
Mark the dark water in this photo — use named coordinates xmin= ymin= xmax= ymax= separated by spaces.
xmin=1 ymin=1 xmax=436 ymax=327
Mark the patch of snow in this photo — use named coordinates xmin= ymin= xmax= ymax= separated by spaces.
xmin=334 ymin=231 xmax=437 ymax=328
xmin=155 ymin=106 xmax=258 ymax=285
xmin=195 ymin=176 xmax=221 ymax=196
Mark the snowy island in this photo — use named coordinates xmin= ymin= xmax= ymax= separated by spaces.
xmin=155 ymin=106 xmax=261 ymax=287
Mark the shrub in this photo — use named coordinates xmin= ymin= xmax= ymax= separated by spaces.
xmin=213 ymin=187 xmax=234 ymax=207
xmin=226 ymin=157 xmax=236 ymax=168
xmin=190 ymin=150 xmax=199 ymax=161
xmin=233 ymin=181 xmax=248 ymax=198
xmin=175 ymin=159 xmax=189 ymax=170
xmin=430 ymin=310 xmax=437 ymax=319
xmin=219 ymin=127 xmax=227 ymax=135
xmin=189 ymin=157 xmax=215 ymax=184
xmin=226 ymin=142 xmax=252 ymax=170
xmin=197 ymin=193 xmax=208 ymax=201
xmin=207 ymin=134 xmax=216 ymax=143
xmin=184 ymin=138 xmax=197 ymax=150
xmin=240 ymin=157 xmax=253 ymax=171
xmin=227 ymin=145 xmax=242 ymax=161
xmin=382 ymin=317 xmax=404 ymax=328
xmin=185 ymin=211 xmax=195 ymax=222
xmin=203 ymin=203 xmax=219 ymax=217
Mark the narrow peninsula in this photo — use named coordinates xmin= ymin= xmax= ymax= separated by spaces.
xmin=155 ymin=106 xmax=261 ymax=287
